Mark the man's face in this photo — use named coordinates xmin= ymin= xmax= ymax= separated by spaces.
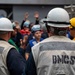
xmin=34 ymin=31 xmax=42 ymax=39
xmin=11 ymin=30 xmax=17 ymax=37
xmin=70 ymin=28 xmax=75 ymax=37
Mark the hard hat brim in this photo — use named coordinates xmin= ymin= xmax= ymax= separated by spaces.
xmin=0 ymin=29 xmax=14 ymax=31
xmin=47 ymin=23 xmax=70 ymax=28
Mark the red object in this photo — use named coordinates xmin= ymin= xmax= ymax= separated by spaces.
xmin=20 ymin=29 xmax=31 ymax=35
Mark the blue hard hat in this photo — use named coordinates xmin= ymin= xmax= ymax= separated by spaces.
xmin=23 ymin=20 xmax=30 ymax=27
xmin=31 ymin=25 xmax=41 ymax=32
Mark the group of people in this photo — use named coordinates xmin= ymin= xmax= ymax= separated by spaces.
xmin=0 ymin=7 xmax=75 ymax=75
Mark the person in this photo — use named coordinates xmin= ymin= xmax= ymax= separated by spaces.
xmin=26 ymin=7 xmax=75 ymax=75
xmin=21 ymin=12 xmax=29 ymax=29
xmin=8 ymin=22 xmax=28 ymax=58
xmin=14 ymin=22 xmax=23 ymax=47
xmin=68 ymin=17 xmax=75 ymax=40
xmin=19 ymin=35 xmax=28 ymax=58
xmin=29 ymin=22 xmax=34 ymax=31
xmin=20 ymin=20 xmax=31 ymax=35
xmin=21 ymin=11 xmax=40 ymax=30
xmin=27 ymin=20 xmax=48 ymax=44
xmin=25 ymin=25 xmax=43 ymax=60
xmin=8 ymin=22 xmax=19 ymax=51
xmin=0 ymin=17 xmax=26 ymax=75
xmin=34 ymin=11 xmax=39 ymax=24
xmin=40 ymin=17 xmax=48 ymax=39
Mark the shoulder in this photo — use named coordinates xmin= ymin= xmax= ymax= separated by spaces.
xmin=0 ymin=40 xmax=15 ymax=49
xmin=40 ymin=38 xmax=44 ymax=41
xmin=29 ymin=39 xmax=35 ymax=43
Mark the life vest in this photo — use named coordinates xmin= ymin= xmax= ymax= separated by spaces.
xmin=0 ymin=40 xmax=15 ymax=75
xmin=32 ymin=36 xmax=75 ymax=75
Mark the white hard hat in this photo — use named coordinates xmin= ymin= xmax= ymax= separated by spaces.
xmin=31 ymin=25 xmax=41 ymax=32
xmin=23 ymin=20 xmax=30 ymax=27
xmin=0 ymin=18 xmax=13 ymax=31
xmin=46 ymin=7 xmax=70 ymax=28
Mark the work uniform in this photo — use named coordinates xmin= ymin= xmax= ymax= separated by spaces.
xmin=32 ymin=36 xmax=75 ymax=75
xmin=0 ymin=40 xmax=16 ymax=75
xmin=0 ymin=40 xmax=26 ymax=75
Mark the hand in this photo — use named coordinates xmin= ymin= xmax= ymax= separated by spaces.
xmin=23 ymin=35 xmax=28 ymax=42
xmin=20 ymin=35 xmax=28 ymax=49
xmin=25 ymin=53 xmax=29 ymax=60
xmin=24 ymin=12 xmax=29 ymax=20
xmin=34 ymin=11 xmax=39 ymax=18
xmin=20 ymin=39 xmax=26 ymax=49
xmin=15 ymin=21 xmax=19 ymax=25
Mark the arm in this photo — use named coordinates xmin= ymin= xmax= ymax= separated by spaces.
xmin=21 ymin=12 xmax=29 ymax=29
xmin=21 ymin=20 xmax=25 ymax=29
xmin=25 ymin=43 xmax=31 ymax=60
xmin=7 ymin=48 xmax=26 ymax=75
xmin=35 ymin=18 xmax=39 ymax=24
xmin=34 ymin=11 xmax=39 ymax=24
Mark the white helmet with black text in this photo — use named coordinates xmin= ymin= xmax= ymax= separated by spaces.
xmin=46 ymin=7 xmax=70 ymax=28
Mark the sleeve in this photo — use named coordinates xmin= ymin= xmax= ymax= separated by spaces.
xmin=6 ymin=48 xmax=26 ymax=75
xmin=35 ymin=18 xmax=39 ymax=24
xmin=26 ymin=52 xmax=37 ymax=75
xmin=16 ymin=32 xmax=23 ymax=47
xmin=19 ymin=47 xmax=25 ymax=58
xmin=21 ymin=20 xmax=25 ymax=29
xmin=25 ymin=43 xmax=31 ymax=53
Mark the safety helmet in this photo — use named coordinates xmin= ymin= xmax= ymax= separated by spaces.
xmin=31 ymin=25 xmax=41 ymax=32
xmin=0 ymin=17 xmax=13 ymax=31
xmin=46 ymin=7 xmax=70 ymax=28
xmin=23 ymin=20 xmax=30 ymax=28
xmin=69 ymin=18 xmax=75 ymax=29
xmin=40 ymin=18 xmax=47 ymax=31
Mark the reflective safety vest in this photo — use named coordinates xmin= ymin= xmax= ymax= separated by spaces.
xmin=32 ymin=36 xmax=75 ymax=75
xmin=0 ymin=40 xmax=15 ymax=75
xmin=29 ymin=38 xmax=43 ymax=48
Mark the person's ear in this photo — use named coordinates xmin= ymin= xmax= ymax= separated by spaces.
xmin=8 ymin=32 xmax=12 ymax=38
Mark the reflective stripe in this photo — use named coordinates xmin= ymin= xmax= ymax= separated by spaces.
xmin=40 ymin=42 xmax=75 ymax=51
xmin=44 ymin=21 xmax=70 ymax=25
xmin=0 ymin=47 xmax=4 ymax=53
